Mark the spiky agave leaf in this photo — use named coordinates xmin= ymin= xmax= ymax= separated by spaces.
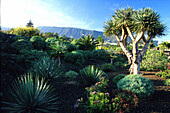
xmin=29 ymin=56 xmax=64 ymax=80
xmin=2 ymin=74 xmax=58 ymax=113
xmin=79 ymin=65 xmax=107 ymax=86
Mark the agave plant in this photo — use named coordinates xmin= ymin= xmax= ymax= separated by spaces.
xmin=3 ymin=74 xmax=58 ymax=113
xmin=79 ymin=65 xmax=108 ymax=86
xmin=29 ymin=56 xmax=63 ymax=80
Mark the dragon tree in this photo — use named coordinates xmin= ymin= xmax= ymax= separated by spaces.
xmin=104 ymin=7 xmax=166 ymax=74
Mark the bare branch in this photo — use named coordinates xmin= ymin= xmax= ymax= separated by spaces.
xmin=139 ymin=37 xmax=152 ymax=62
xmin=135 ymin=30 xmax=144 ymax=43
xmin=142 ymin=35 xmax=147 ymax=43
xmin=126 ymin=26 xmax=135 ymax=41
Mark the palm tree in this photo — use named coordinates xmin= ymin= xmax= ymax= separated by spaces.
xmin=78 ymin=35 xmax=96 ymax=50
xmin=104 ymin=7 xmax=166 ymax=74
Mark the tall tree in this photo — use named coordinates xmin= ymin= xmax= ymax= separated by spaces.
xmin=104 ymin=7 xmax=166 ymax=74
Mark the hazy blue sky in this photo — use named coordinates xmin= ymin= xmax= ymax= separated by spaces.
xmin=1 ymin=0 xmax=170 ymax=41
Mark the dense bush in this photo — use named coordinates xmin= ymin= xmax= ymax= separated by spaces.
xmin=112 ymin=74 xmax=126 ymax=84
xmin=163 ymin=79 xmax=170 ymax=86
xmin=11 ymin=39 xmax=34 ymax=51
xmin=79 ymin=65 xmax=108 ymax=86
xmin=111 ymin=90 xmax=138 ymax=112
xmin=75 ymin=77 xmax=138 ymax=113
xmin=117 ymin=74 xmax=154 ymax=98
xmin=92 ymin=49 xmax=109 ymax=59
xmin=3 ymin=74 xmax=58 ymax=113
xmin=16 ymin=49 xmax=48 ymax=69
xmin=12 ymin=36 xmax=27 ymax=41
xmin=29 ymin=56 xmax=63 ymax=80
xmin=140 ymin=50 xmax=168 ymax=71
xmin=155 ymin=69 xmax=170 ymax=79
xmin=64 ymin=70 xmax=78 ymax=80
xmin=64 ymin=50 xmax=85 ymax=66
xmin=30 ymin=36 xmax=46 ymax=50
xmin=100 ymin=63 xmax=116 ymax=72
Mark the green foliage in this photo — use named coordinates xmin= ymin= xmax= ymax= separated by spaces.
xmin=16 ymin=49 xmax=48 ymax=69
xmin=75 ymin=77 xmax=138 ymax=113
xmin=3 ymin=74 xmax=58 ymax=113
xmin=140 ymin=50 xmax=168 ymax=71
xmin=115 ymin=47 xmax=123 ymax=52
xmin=45 ymin=38 xmax=58 ymax=45
xmin=12 ymin=36 xmax=27 ymax=41
xmin=7 ymin=27 xmax=40 ymax=37
xmin=30 ymin=36 xmax=46 ymax=50
xmin=155 ymin=69 xmax=170 ymax=79
xmin=77 ymin=35 xmax=96 ymax=50
xmin=114 ymin=61 xmax=125 ymax=68
xmin=66 ymin=42 xmax=77 ymax=52
xmin=111 ymin=90 xmax=138 ymax=112
xmin=117 ymin=74 xmax=154 ymax=98
xmin=29 ymin=56 xmax=63 ymax=80
xmin=100 ymin=63 xmax=116 ymax=72
xmin=92 ymin=49 xmax=109 ymax=59
xmin=79 ymin=65 xmax=108 ymax=86
xmin=64 ymin=70 xmax=78 ymax=80
xmin=50 ymin=41 xmax=67 ymax=57
xmin=163 ymin=79 xmax=170 ymax=86
xmin=64 ymin=50 xmax=85 ymax=66
xmin=158 ymin=42 xmax=170 ymax=50
xmin=11 ymin=39 xmax=34 ymax=51
xmin=112 ymin=74 xmax=126 ymax=84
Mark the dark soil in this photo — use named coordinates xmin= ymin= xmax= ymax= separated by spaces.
xmin=1 ymin=62 xmax=170 ymax=113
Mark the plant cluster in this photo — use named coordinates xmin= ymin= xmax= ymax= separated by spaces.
xmin=64 ymin=50 xmax=85 ymax=66
xmin=11 ymin=39 xmax=34 ymax=51
xmin=117 ymin=74 xmax=154 ymax=98
xmin=3 ymin=74 xmax=58 ymax=113
xmin=99 ymin=63 xmax=116 ymax=72
xmin=155 ymin=69 xmax=170 ymax=79
xmin=29 ymin=56 xmax=63 ymax=80
xmin=163 ymin=79 xmax=170 ymax=86
xmin=140 ymin=50 xmax=168 ymax=71
xmin=75 ymin=77 xmax=138 ymax=113
xmin=92 ymin=49 xmax=109 ymax=60
xmin=30 ymin=36 xmax=47 ymax=50
xmin=64 ymin=70 xmax=78 ymax=80
xmin=112 ymin=74 xmax=126 ymax=84
xmin=79 ymin=65 xmax=108 ymax=86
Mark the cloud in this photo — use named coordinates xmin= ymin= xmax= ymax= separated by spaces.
xmin=1 ymin=0 xmax=93 ymax=30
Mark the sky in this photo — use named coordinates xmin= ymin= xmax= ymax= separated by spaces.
xmin=1 ymin=0 xmax=170 ymax=41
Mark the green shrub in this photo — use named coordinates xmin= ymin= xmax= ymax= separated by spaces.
xmin=64 ymin=70 xmax=78 ymax=80
xmin=140 ymin=50 xmax=168 ymax=71
xmin=16 ymin=49 xmax=48 ymax=69
xmin=111 ymin=90 xmax=138 ymax=112
xmin=114 ymin=61 xmax=125 ymax=68
xmin=45 ymin=38 xmax=58 ymax=45
xmin=29 ymin=56 xmax=63 ymax=80
xmin=3 ymin=74 xmax=58 ymax=113
xmin=163 ymin=79 xmax=170 ymax=86
xmin=92 ymin=49 xmax=108 ymax=59
xmin=75 ymin=78 xmax=138 ymax=113
xmin=112 ymin=74 xmax=126 ymax=84
xmin=117 ymin=74 xmax=154 ymax=98
xmin=64 ymin=50 xmax=85 ymax=66
xmin=11 ymin=39 xmax=33 ymax=51
xmin=12 ymin=36 xmax=27 ymax=41
xmin=84 ymin=50 xmax=93 ymax=59
xmin=66 ymin=43 xmax=77 ymax=52
xmin=155 ymin=69 xmax=170 ymax=79
xmin=115 ymin=47 xmax=123 ymax=52
xmin=79 ymin=65 xmax=108 ymax=86
xmin=100 ymin=63 xmax=116 ymax=72
xmin=30 ymin=36 xmax=46 ymax=50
